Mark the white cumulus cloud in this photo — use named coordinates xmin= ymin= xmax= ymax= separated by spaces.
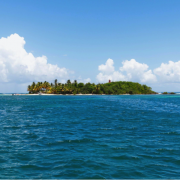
xmin=0 ymin=33 xmax=71 ymax=84
xmin=98 ymin=58 xmax=115 ymax=74
xmin=77 ymin=76 xmax=91 ymax=84
xmin=154 ymin=61 xmax=180 ymax=83
xmin=97 ymin=58 xmax=126 ymax=82
xmin=97 ymin=71 xmax=127 ymax=83
xmin=120 ymin=59 xmax=157 ymax=83
xmin=83 ymin=78 xmax=91 ymax=83
xmin=97 ymin=58 xmax=156 ymax=83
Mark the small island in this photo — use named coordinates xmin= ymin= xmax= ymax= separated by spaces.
xmin=27 ymin=79 xmax=157 ymax=95
xmin=162 ymin=92 xmax=176 ymax=94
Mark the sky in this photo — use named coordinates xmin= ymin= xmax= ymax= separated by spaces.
xmin=0 ymin=0 xmax=180 ymax=92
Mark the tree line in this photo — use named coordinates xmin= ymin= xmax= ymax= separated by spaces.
xmin=27 ymin=79 xmax=156 ymax=94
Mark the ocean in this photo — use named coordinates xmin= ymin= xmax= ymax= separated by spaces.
xmin=0 ymin=94 xmax=180 ymax=178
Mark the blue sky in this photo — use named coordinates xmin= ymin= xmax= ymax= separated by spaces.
xmin=0 ymin=0 xmax=180 ymax=92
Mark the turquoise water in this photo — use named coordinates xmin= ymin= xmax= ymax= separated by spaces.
xmin=0 ymin=95 xmax=180 ymax=178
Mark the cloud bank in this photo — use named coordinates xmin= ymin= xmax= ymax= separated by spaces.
xmin=0 ymin=34 xmax=71 ymax=84
xmin=154 ymin=61 xmax=180 ymax=83
xmin=97 ymin=58 xmax=156 ymax=83
xmin=97 ymin=58 xmax=180 ymax=90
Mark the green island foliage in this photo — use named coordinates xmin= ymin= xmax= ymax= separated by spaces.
xmin=27 ymin=79 xmax=156 ymax=95
xmin=27 ymin=79 xmax=156 ymax=94
xmin=162 ymin=92 xmax=176 ymax=94
xmin=169 ymin=92 xmax=176 ymax=94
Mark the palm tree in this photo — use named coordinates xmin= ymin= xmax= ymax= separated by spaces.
xmin=74 ymin=80 xmax=78 ymax=87
xmin=67 ymin=79 xmax=71 ymax=85
xmin=27 ymin=85 xmax=32 ymax=93
xmin=30 ymin=82 xmax=36 ymax=93
xmin=33 ymin=82 xmax=42 ymax=93
xmin=42 ymin=81 xmax=47 ymax=88
xmin=32 ymin=82 xmax=36 ymax=88
xmin=43 ymin=81 xmax=50 ymax=92
xmin=54 ymin=79 xmax=58 ymax=88
xmin=51 ymin=87 xmax=57 ymax=94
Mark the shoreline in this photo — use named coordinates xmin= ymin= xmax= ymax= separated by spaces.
xmin=4 ymin=93 xmax=178 ymax=96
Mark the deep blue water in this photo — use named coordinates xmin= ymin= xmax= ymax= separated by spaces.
xmin=0 ymin=95 xmax=180 ymax=178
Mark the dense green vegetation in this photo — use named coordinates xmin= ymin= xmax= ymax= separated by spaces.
xmin=27 ymin=79 xmax=156 ymax=94
xmin=162 ymin=92 xmax=176 ymax=94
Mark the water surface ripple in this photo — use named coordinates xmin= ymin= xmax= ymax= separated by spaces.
xmin=0 ymin=95 xmax=180 ymax=178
